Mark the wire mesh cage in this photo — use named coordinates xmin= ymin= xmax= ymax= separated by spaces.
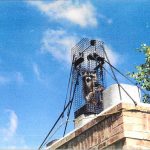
xmin=71 ymin=38 xmax=105 ymax=118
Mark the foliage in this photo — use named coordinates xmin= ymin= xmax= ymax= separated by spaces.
xmin=128 ymin=44 xmax=150 ymax=103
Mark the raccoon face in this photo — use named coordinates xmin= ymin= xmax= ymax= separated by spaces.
xmin=85 ymin=76 xmax=92 ymax=89
xmin=83 ymin=72 xmax=97 ymax=94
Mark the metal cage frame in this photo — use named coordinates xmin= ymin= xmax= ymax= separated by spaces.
xmin=71 ymin=38 xmax=105 ymax=118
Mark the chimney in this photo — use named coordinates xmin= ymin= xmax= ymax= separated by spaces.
xmin=47 ymin=102 xmax=150 ymax=150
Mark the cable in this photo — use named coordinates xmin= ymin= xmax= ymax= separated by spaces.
xmin=104 ymin=59 xmax=147 ymax=95
xmin=62 ymin=63 xmax=73 ymax=118
xmin=102 ymin=45 xmax=122 ymax=100
xmin=38 ymin=98 xmax=74 ymax=150
xmin=100 ymin=45 xmax=137 ymax=105
xmin=89 ymin=45 xmax=137 ymax=105
xmin=45 ymin=119 xmax=73 ymax=146
xmin=103 ymin=66 xmax=137 ymax=105
xmin=102 ymin=67 xmax=115 ymax=82
xmin=63 ymin=72 xmax=79 ymax=136
xmin=63 ymin=69 xmax=75 ymax=136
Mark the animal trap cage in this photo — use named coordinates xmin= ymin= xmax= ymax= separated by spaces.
xmin=71 ymin=38 xmax=105 ymax=118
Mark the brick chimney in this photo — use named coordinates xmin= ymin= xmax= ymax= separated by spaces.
xmin=46 ymin=102 xmax=150 ymax=150
xmin=46 ymin=84 xmax=150 ymax=150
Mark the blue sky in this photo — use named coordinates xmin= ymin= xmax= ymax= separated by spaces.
xmin=0 ymin=0 xmax=150 ymax=149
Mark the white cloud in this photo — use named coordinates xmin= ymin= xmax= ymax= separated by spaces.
xmin=104 ymin=45 xmax=120 ymax=66
xmin=0 ymin=72 xmax=24 ymax=86
xmin=0 ymin=60 xmax=24 ymax=85
xmin=0 ymin=109 xmax=18 ymax=141
xmin=28 ymin=0 xmax=97 ymax=27
xmin=5 ymin=110 xmax=18 ymax=140
xmin=41 ymin=29 xmax=119 ymax=66
xmin=98 ymin=14 xmax=113 ymax=24
xmin=0 ymin=109 xmax=28 ymax=149
xmin=33 ymin=63 xmax=44 ymax=82
xmin=41 ymin=29 xmax=78 ymax=64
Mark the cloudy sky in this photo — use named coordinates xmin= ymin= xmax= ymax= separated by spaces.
xmin=0 ymin=0 xmax=150 ymax=149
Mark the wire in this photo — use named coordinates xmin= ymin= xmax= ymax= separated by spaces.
xmin=62 ymin=63 xmax=73 ymax=118
xmin=100 ymin=45 xmax=137 ymax=105
xmin=63 ymin=70 xmax=75 ymax=136
xmin=102 ymin=67 xmax=115 ymax=82
xmin=38 ymin=98 xmax=73 ymax=150
xmin=89 ymin=45 xmax=137 ymax=105
xmin=104 ymin=59 xmax=147 ymax=95
xmin=102 ymin=45 xmax=122 ymax=100
xmin=46 ymin=119 xmax=73 ymax=146
xmin=63 ymin=72 xmax=79 ymax=136
xmin=103 ymin=66 xmax=137 ymax=105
